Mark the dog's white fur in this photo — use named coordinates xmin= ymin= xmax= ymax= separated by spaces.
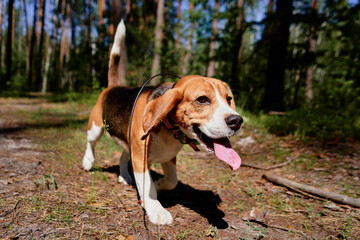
xmin=200 ymin=82 xmax=239 ymax=139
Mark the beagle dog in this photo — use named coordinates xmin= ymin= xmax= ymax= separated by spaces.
xmin=82 ymin=20 xmax=243 ymax=225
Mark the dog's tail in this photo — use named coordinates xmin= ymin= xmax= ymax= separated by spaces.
xmin=108 ymin=20 xmax=126 ymax=87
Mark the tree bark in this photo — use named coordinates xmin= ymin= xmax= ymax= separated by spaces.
xmin=0 ymin=0 xmax=4 ymax=68
xmin=60 ymin=1 xmax=71 ymax=89
xmin=87 ymin=0 xmax=93 ymax=45
xmin=230 ymin=0 xmax=245 ymax=94
xmin=175 ymin=0 xmax=182 ymax=49
xmin=23 ymin=0 xmax=30 ymax=81
xmin=18 ymin=1 xmax=23 ymax=68
xmin=305 ymin=0 xmax=318 ymax=103
xmin=181 ymin=1 xmax=194 ymax=75
xmin=0 ymin=0 xmax=6 ymax=68
xmin=11 ymin=1 xmax=14 ymax=49
xmin=263 ymin=0 xmax=293 ymax=111
xmin=41 ymin=0 xmax=53 ymax=95
xmin=59 ymin=0 xmax=66 ymax=87
xmin=28 ymin=0 xmax=38 ymax=89
xmin=4 ymin=0 xmax=14 ymax=89
xmin=151 ymin=0 xmax=165 ymax=80
xmin=35 ymin=0 xmax=46 ymax=90
xmin=206 ymin=0 xmax=220 ymax=77
xmin=98 ymin=0 xmax=105 ymax=25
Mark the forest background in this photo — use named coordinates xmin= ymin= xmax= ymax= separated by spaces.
xmin=0 ymin=0 xmax=359 ymax=141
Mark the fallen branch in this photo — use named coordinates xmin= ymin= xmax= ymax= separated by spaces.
xmin=263 ymin=174 xmax=360 ymax=208
xmin=242 ymin=157 xmax=295 ymax=170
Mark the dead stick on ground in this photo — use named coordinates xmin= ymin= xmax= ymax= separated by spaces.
xmin=242 ymin=157 xmax=295 ymax=170
xmin=79 ymin=223 xmax=84 ymax=239
xmin=263 ymin=174 xmax=360 ymax=208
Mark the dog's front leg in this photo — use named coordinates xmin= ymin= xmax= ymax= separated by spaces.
xmin=133 ymin=169 xmax=173 ymax=225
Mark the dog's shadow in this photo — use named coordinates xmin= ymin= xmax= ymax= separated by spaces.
xmin=101 ymin=166 xmax=228 ymax=229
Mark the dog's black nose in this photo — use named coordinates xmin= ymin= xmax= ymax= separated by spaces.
xmin=225 ymin=115 xmax=243 ymax=131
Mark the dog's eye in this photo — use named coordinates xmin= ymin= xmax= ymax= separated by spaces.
xmin=227 ymin=96 xmax=232 ymax=105
xmin=196 ymin=96 xmax=210 ymax=104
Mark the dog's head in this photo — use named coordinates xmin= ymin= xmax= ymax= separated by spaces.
xmin=142 ymin=75 xmax=242 ymax=170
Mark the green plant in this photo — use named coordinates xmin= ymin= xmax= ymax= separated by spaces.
xmin=242 ymin=220 xmax=268 ymax=240
xmin=203 ymin=225 xmax=218 ymax=238
xmin=42 ymin=174 xmax=58 ymax=190
xmin=176 ymin=229 xmax=193 ymax=240
xmin=303 ymin=220 xmax=312 ymax=232
xmin=340 ymin=216 xmax=354 ymax=239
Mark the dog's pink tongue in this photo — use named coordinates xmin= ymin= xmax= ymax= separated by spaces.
xmin=213 ymin=138 xmax=241 ymax=170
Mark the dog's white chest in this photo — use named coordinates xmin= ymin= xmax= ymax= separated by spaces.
xmin=148 ymin=126 xmax=182 ymax=164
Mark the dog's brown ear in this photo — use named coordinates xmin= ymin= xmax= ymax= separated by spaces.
xmin=142 ymin=89 xmax=183 ymax=140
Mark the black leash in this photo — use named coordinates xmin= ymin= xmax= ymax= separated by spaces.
xmin=127 ymin=73 xmax=181 ymax=215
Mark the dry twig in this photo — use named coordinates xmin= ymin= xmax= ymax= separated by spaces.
xmin=263 ymin=174 xmax=360 ymax=208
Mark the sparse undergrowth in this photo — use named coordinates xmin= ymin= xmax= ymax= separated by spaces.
xmin=0 ymin=97 xmax=359 ymax=239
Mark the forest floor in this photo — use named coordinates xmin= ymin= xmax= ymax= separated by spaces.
xmin=0 ymin=97 xmax=359 ymax=240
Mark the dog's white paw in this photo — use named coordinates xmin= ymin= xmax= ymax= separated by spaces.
xmin=118 ymin=174 xmax=133 ymax=185
xmin=82 ymin=155 xmax=94 ymax=171
xmin=147 ymin=208 xmax=173 ymax=225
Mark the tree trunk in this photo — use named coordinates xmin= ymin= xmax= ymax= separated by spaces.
xmin=181 ymin=1 xmax=194 ymax=75
xmin=42 ymin=44 xmax=52 ymax=96
xmin=82 ymin=0 xmax=88 ymax=40
xmin=87 ymin=0 xmax=93 ymax=45
xmin=18 ymin=1 xmax=23 ymax=68
xmin=23 ymin=0 xmax=30 ymax=81
xmin=230 ymin=0 xmax=245 ymax=95
xmin=28 ymin=0 xmax=38 ymax=89
xmin=206 ymin=0 xmax=220 ymax=77
xmin=263 ymin=0 xmax=293 ymax=111
xmin=97 ymin=0 xmax=105 ymax=42
xmin=151 ymin=0 xmax=165 ymax=80
xmin=11 ymin=1 xmax=14 ymax=49
xmin=4 ymin=0 xmax=14 ymax=89
xmin=41 ymin=0 xmax=53 ymax=96
xmin=59 ymin=0 xmax=66 ymax=87
xmin=0 ymin=0 xmax=7 ymax=68
xmin=60 ymin=1 xmax=71 ymax=89
xmin=98 ymin=0 xmax=105 ymax=25
xmin=0 ymin=0 xmax=4 ymax=68
xmin=305 ymin=0 xmax=318 ymax=103
xmin=70 ymin=0 xmax=76 ymax=56
xmin=175 ymin=0 xmax=181 ymax=49
xmin=35 ymin=0 xmax=46 ymax=90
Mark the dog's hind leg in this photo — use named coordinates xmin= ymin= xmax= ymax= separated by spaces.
xmin=82 ymin=121 xmax=103 ymax=171
xmin=82 ymin=102 xmax=104 ymax=171
xmin=155 ymin=158 xmax=178 ymax=191
xmin=118 ymin=151 xmax=133 ymax=185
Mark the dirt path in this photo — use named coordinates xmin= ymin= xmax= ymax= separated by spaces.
xmin=0 ymin=97 xmax=359 ymax=239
